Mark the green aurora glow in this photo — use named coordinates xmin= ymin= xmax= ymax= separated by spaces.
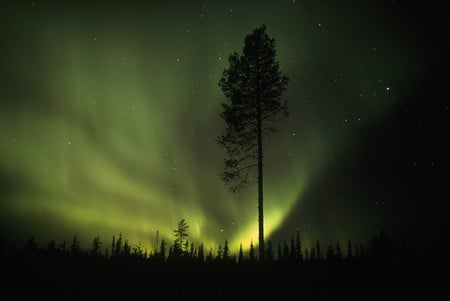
xmin=0 ymin=1 xmax=440 ymax=252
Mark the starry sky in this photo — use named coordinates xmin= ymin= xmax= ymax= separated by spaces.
xmin=0 ymin=0 xmax=447 ymax=253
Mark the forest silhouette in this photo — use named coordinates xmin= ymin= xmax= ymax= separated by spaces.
xmin=1 ymin=220 xmax=444 ymax=298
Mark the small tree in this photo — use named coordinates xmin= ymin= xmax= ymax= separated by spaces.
xmin=310 ymin=248 xmax=316 ymax=261
xmin=114 ymin=233 xmax=123 ymax=257
xmin=223 ymin=239 xmax=230 ymax=262
xmin=197 ymin=243 xmax=205 ymax=262
xmin=335 ymin=242 xmax=342 ymax=260
xmin=70 ymin=235 xmax=80 ymax=256
xmin=58 ymin=240 xmax=66 ymax=254
xmin=172 ymin=219 xmax=189 ymax=258
xmin=184 ymin=240 xmax=189 ymax=256
xmin=111 ymin=235 xmax=116 ymax=256
xmin=238 ymin=243 xmax=244 ymax=263
xmin=206 ymin=248 xmax=214 ymax=263
xmin=132 ymin=242 xmax=144 ymax=258
xmin=277 ymin=244 xmax=282 ymax=262
xmin=154 ymin=230 xmax=160 ymax=255
xmin=295 ymin=229 xmax=303 ymax=262
xmin=316 ymin=240 xmax=322 ymax=261
xmin=91 ymin=236 xmax=102 ymax=256
xmin=326 ymin=245 xmax=335 ymax=261
xmin=249 ymin=240 xmax=256 ymax=262
xmin=189 ymin=242 xmax=196 ymax=258
xmin=24 ymin=236 xmax=38 ymax=255
xmin=290 ymin=236 xmax=296 ymax=261
xmin=47 ymin=240 xmax=56 ymax=255
xmin=347 ymin=240 xmax=353 ymax=260
xmin=216 ymin=245 xmax=223 ymax=261
xmin=122 ymin=239 xmax=131 ymax=256
xmin=173 ymin=219 xmax=189 ymax=255
xmin=159 ymin=238 xmax=167 ymax=261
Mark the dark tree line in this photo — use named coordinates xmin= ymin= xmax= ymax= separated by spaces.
xmin=1 ymin=220 xmax=395 ymax=266
xmin=3 ymin=219 xmax=435 ymax=299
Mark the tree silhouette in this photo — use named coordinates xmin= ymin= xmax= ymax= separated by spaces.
xmin=59 ymin=240 xmax=66 ymax=254
xmin=91 ymin=236 xmax=102 ymax=256
xmin=249 ymin=240 xmax=256 ymax=262
xmin=46 ymin=240 xmax=56 ymax=255
xmin=197 ymin=243 xmax=204 ymax=262
xmin=173 ymin=219 xmax=189 ymax=256
xmin=310 ymin=248 xmax=316 ymax=261
xmin=70 ymin=235 xmax=80 ymax=256
xmin=347 ymin=240 xmax=353 ymax=260
xmin=216 ymin=244 xmax=223 ymax=261
xmin=295 ymin=229 xmax=303 ymax=262
xmin=316 ymin=240 xmax=322 ymax=261
xmin=132 ymin=242 xmax=144 ymax=258
xmin=335 ymin=242 xmax=342 ymax=260
xmin=238 ymin=243 xmax=244 ymax=264
xmin=206 ymin=248 xmax=214 ymax=263
xmin=24 ymin=236 xmax=38 ymax=255
xmin=183 ymin=239 xmax=189 ymax=257
xmin=122 ymin=239 xmax=131 ymax=257
xmin=113 ymin=233 xmax=123 ymax=257
xmin=370 ymin=230 xmax=395 ymax=260
xmin=189 ymin=241 xmax=195 ymax=258
xmin=111 ymin=235 xmax=116 ymax=256
xmin=168 ymin=246 xmax=173 ymax=260
xmin=154 ymin=230 xmax=160 ymax=255
xmin=326 ymin=245 xmax=335 ymax=261
xmin=223 ymin=239 xmax=230 ymax=262
xmin=290 ymin=236 xmax=296 ymax=261
xmin=217 ymin=25 xmax=289 ymax=260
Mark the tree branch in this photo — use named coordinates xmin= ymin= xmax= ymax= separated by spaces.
xmin=227 ymin=164 xmax=258 ymax=174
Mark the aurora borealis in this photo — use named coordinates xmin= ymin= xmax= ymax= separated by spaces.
xmin=0 ymin=0 xmax=446 ymax=253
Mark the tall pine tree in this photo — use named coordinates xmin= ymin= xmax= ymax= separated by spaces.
xmin=217 ymin=25 xmax=289 ymax=260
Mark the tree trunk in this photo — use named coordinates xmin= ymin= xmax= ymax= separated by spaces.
xmin=257 ymin=108 xmax=265 ymax=261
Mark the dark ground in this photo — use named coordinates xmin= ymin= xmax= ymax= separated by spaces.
xmin=2 ymin=251 xmax=448 ymax=299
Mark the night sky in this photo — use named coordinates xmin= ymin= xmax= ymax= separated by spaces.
xmin=1 ymin=0 xmax=447 ymax=253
